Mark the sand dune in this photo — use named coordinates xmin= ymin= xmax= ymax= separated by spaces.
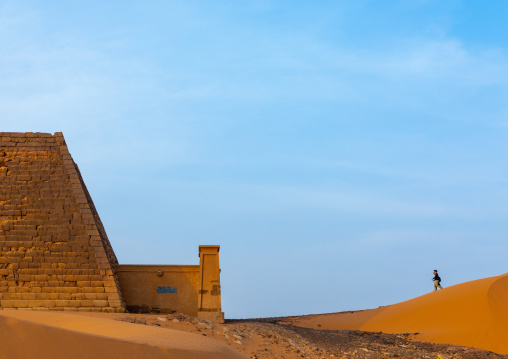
xmin=0 ymin=311 xmax=247 ymax=359
xmin=287 ymin=273 xmax=508 ymax=354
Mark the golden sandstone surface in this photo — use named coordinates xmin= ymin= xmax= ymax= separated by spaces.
xmin=0 ymin=132 xmax=124 ymax=312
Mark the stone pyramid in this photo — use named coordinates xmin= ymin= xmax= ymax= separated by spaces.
xmin=0 ymin=132 xmax=125 ymax=312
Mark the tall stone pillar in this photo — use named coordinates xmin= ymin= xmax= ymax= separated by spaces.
xmin=197 ymin=245 xmax=224 ymax=323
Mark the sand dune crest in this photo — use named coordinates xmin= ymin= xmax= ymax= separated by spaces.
xmin=288 ymin=273 xmax=508 ymax=354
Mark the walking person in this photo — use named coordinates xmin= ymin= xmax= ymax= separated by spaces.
xmin=433 ymin=269 xmax=443 ymax=290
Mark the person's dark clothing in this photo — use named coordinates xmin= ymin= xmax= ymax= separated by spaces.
xmin=433 ymin=271 xmax=443 ymax=290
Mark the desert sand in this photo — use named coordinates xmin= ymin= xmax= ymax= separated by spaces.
xmin=72 ymin=311 xmax=507 ymax=359
xmin=0 ymin=306 xmax=505 ymax=359
xmin=0 ymin=310 xmax=247 ymax=359
xmin=1 ymin=273 xmax=507 ymax=358
xmin=284 ymin=272 xmax=508 ymax=354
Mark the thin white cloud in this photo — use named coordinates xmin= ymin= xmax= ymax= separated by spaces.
xmin=155 ymin=179 xmax=452 ymax=218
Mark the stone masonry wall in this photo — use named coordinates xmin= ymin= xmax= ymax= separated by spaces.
xmin=0 ymin=132 xmax=125 ymax=312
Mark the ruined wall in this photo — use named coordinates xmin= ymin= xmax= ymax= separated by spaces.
xmin=116 ymin=265 xmax=200 ymax=316
xmin=0 ymin=132 xmax=124 ymax=312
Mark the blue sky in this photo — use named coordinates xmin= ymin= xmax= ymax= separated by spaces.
xmin=2 ymin=1 xmax=508 ymax=318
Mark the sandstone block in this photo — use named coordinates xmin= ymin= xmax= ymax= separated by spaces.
xmin=28 ymin=299 xmax=44 ymax=307
xmin=80 ymin=300 xmax=94 ymax=307
xmin=55 ymin=300 xmax=69 ymax=307
xmin=21 ymin=293 xmax=37 ymax=300
xmin=68 ymin=300 xmax=80 ymax=307
xmin=93 ymin=300 xmax=109 ymax=307
xmin=1 ymin=300 xmax=14 ymax=308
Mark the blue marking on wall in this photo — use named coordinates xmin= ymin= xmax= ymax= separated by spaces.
xmin=157 ymin=286 xmax=177 ymax=294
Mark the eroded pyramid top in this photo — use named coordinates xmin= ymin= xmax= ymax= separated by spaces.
xmin=0 ymin=132 xmax=124 ymax=312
